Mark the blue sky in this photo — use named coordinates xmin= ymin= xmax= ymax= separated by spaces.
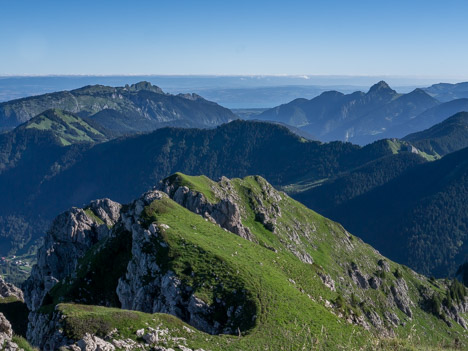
xmin=1 ymin=0 xmax=468 ymax=78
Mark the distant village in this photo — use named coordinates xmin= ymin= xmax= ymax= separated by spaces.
xmin=0 ymin=255 xmax=31 ymax=273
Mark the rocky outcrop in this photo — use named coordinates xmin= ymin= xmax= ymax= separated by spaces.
xmin=0 ymin=313 xmax=23 ymax=351
xmin=76 ymin=334 xmax=115 ymax=351
xmin=159 ymin=174 xmax=314 ymax=264
xmin=26 ymin=310 xmax=70 ymax=350
xmin=368 ymin=276 xmax=382 ymax=290
xmin=249 ymin=176 xmax=283 ymax=233
xmin=23 ymin=199 xmax=121 ymax=349
xmin=158 ymin=176 xmax=255 ymax=241
xmin=384 ymin=311 xmax=400 ymax=327
xmin=59 ymin=325 xmax=208 ymax=351
xmin=349 ymin=263 xmax=370 ymax=289
xmin=318 ymin=273 xmax=336 ymax=291
xmin=442 ymin=300 xmax=468 ymax=329
xmin=0 ymin=277 xmax=24 ymax=302
xmin=390 ymin=278 xmax=413 ymax=318
xmin=378 ymin=259 xmax=390 ymax=273
xmin=25 ymin=186 xmax=256 ymax=348
xmin=117 ymin=190 xmax=253 ymax=335
xmin=87 ymin=199 xmax=122 ymax=227
xmin=23 ymin=198 xmax=121 ymax=311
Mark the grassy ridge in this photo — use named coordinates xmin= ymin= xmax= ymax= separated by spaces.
xmin=38 ymin=175 xmax=467 ymax=350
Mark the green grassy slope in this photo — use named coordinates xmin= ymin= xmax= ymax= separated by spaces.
xmin=55 ymin=303 xmax=465 ymax=351
xmin=23 ymin=109 xmax=110 ymax=145
xmin=35 ymin=174 xmax=467 ymax=350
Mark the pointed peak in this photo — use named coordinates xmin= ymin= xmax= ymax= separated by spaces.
xmin=367 ymin=81 xmax=395 ymax=95
xmin=408 ymin=88 xmax=430 ymax=95
xmin=400 ymin=88 xmax=439 ymax=103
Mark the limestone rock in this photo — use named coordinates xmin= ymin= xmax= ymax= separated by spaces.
xmin=26 ymin=309 xmax=71 ymax=350
xmin=366 ymin=310 xmax=383 ymax=329
xmin=390 ymin=278 xmax=413 ymax=318
xmin=349 ymin=263 xmax=370 ymax=289
xmin=0 ymin=313 xmax=13 ymax=339
xmin=0 ymin=313 xmax=23 ymax=351
xmin=378 ymin=259 xmax=390 ymax=273
xmin=318 ymin=272 xmax=336 ymax=291
xmin=368 ymin=276 xmax=382 ymax=290
xmin=441 ymin=299 xmax=468 ymax=329
xmin=158 ymin=177 xmax=255 ymax=241
xmin=23 ymin=198 xmax=121 ymax=311
xmin=384 ymin=311 xmax=400 ymax=327
xmin=23 ymin=199 xmax=121 ymax=350
xmin=0 ymin=277 xmax=24 ymax=302
xmin=87 ymin=199 xmax=122 ymax=226
xmin=76 ymin=333 xmax=115 ymax=351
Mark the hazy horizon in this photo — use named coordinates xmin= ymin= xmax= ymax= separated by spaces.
xmin=2 ymin=1 xmax=468 ymax=77
xmin=0 ymin=74 xmax=461 ymax=108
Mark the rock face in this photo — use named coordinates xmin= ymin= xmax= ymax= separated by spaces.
xmin=76 ymin=333 xmax=115 ymax=351
xmin=378 ymin=259 xmax=390 ymax=273
xmin=116 ymin=189 xmax=252 ymax=335
xmin=25 ymin=187 xmax=254 ymax=348
xmin=390 ymin=278 xmax=413 ymax=318
xmin=26 ymin=310 xmax=71 ymax=350
xmin=23 ymin=199 xmax=122 ymax=311
xmin=0 ymin=277 xmax=24 ymax=302
xmin=349 ymin=262 xmax=370 ymax=289
xmin=23 ymin=199 xmax=121 ymax=349
xmin=158 ymin=175 xmax=255 ymax=241
xmin=442 ymin=300 xmax=468 ymax=329
xmin=0 ymin=313 xmax=23 ymax=351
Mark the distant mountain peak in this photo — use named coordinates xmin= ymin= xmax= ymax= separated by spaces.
xmin=408 ymin=88 xmax=430 ymax=95
xmin=126 ymin=81 xmax=164 ymax=94
xmin=367 ymin=81 xmax=395 ymax=95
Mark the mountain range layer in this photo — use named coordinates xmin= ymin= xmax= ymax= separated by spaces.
xmin=3 ymin=80 xmax=468 ymax=146
xmin=0 ymin=81 xmax=235 ymax=132
xmin=256 ymin=81 xmax=468 ymax=144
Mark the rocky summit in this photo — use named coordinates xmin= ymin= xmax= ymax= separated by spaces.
xmin=18 ymin=173 xmax=468 ymax=350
